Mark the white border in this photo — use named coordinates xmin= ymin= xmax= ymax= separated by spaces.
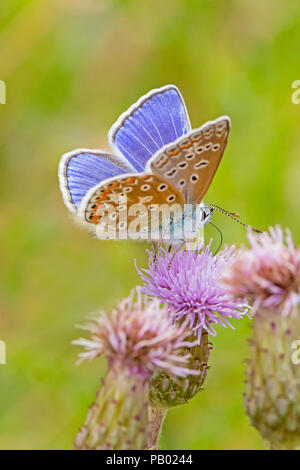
xmin=58 ymin=148 xmax=134 ymax=213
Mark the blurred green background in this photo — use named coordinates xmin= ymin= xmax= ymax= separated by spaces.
xmin=1 ymin=0 xmax=300 ymax=450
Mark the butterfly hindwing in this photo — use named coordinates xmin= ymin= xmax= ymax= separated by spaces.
xmin=147 ymin=117 xmax=230 ymax=204
xmin=108 ymin=85 xmax=191 ymax=172
xmin=58 ymin=149 xmax=134 ymax=212
xmin=78 ymin=173 xmax=185 ymax=239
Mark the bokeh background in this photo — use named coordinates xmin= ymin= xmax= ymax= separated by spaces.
xmin=1 ymin=0 xmax=300 ymax=450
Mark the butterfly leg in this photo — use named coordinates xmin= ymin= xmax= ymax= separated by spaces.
xmin=168 ymin=240 xmax=186 ymax=270
xmin=152 ymin=241 xmax=159 ymax=271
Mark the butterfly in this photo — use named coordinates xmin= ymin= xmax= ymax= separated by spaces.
xmin=58 ymin=85 xmax=231 ymax=242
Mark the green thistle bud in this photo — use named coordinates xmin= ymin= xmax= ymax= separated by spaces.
xmin=149 ymin=330 xmax=211 ymax=408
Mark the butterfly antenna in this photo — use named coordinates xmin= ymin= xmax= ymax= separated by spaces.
xmin=208 ymin=221 xmax=223 ymax=255
xmin=206 ymin=203 xmax=263 ymax=233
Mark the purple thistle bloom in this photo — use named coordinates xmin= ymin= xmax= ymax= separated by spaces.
xmin=222 ymin=225 xmax=300 ymax=316
xmin=136 ymin=242 xmax=248 ymax=339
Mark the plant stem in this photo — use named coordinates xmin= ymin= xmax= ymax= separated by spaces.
xmin=146 ymin=406 xmax=167 ymax=450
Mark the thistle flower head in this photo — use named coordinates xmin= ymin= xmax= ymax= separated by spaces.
xmin=136 ymin=242 xmax=248 ymax=339
xmin=222 ymin=225 xmax=300 ymax=316
xmin=73 ymin=289 xmax=199 ymax=378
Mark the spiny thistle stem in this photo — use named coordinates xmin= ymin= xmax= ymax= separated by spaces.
xmin=75 ymin=362 xmax=149 ymax=450
xmin=245 ymin=309 xmax=300 ymax=450
xmin=73 ymin=289 xmax=199 ymax=450
xmin=147 ymin=407 xmax=168 ymax=450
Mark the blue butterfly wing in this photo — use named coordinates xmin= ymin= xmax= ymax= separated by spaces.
xmin=109 ymin=85 xmax=191 ymax=172
xmin=59 ymin=150 xmax=133 ymax=212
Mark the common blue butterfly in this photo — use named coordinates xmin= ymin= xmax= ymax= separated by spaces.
xmin=58 ymin=85 xmax=231 ymax=241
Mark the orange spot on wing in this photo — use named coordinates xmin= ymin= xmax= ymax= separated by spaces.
xmin=125 ymin=177 xmax=136 ymax=184
xmin=168 ymin=148 xmax=180 ymax=156
xmin=180 ymin=141 xmax=192 ymax=149
xmin=191 ymin=133 xmax=202 ymax=142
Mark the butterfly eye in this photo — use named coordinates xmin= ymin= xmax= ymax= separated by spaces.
xmin=196 ymin=147 xmax=204 ymax=154
xmin=158 ymin=184 xmax=168 ymax=191
xmin=109 ymin=212 xmax=117 ymax=220
xmin=213 ymin=144 xmax=220 ymax=151
xmin=205 ymin=143 xmax=212 ymax=150
xmin=179 ymin=179 xmax=186 ymax=186
xmin=124 ymin=187 xmax=133 ymax=192
xmin=185 ymin=153 xmax=195 ymax=160
xmin=141 ymin=184 xmax=151 ymax=191
xmin=190 ymin=174 xmax=199 ymax=183
xmin=167 ymin=195 xmax=176 ymax=202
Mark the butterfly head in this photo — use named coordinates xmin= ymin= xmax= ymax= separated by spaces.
xmin=200 ymin=204 xmax=214 ymax=225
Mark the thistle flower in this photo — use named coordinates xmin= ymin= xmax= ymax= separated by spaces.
xmin=223 ymin=226 xmax=300 ymax=450
xmin=73 ymin=289 xmax=199 ymax=450
xmin=137 ymin=242 xmax=248 ymax=339
xmin=135 ymin=242 xmax=247 ymax=418
xmin=222 ymin=225 xmax=300 ymax=316
xmin=74 ymin=289 xmax=199 ymax=377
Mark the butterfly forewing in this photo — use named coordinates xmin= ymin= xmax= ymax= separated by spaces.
xmin=109 ymin=85 xmax=191 ymax=172
xmin=78 ymin=173 xmax=184 ymax=240
xmin=148 ymin=117 xmax=230 ymax=204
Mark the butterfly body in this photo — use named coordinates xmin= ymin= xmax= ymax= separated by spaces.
xmin=59 ymin=85 xmax=230 ymax=242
